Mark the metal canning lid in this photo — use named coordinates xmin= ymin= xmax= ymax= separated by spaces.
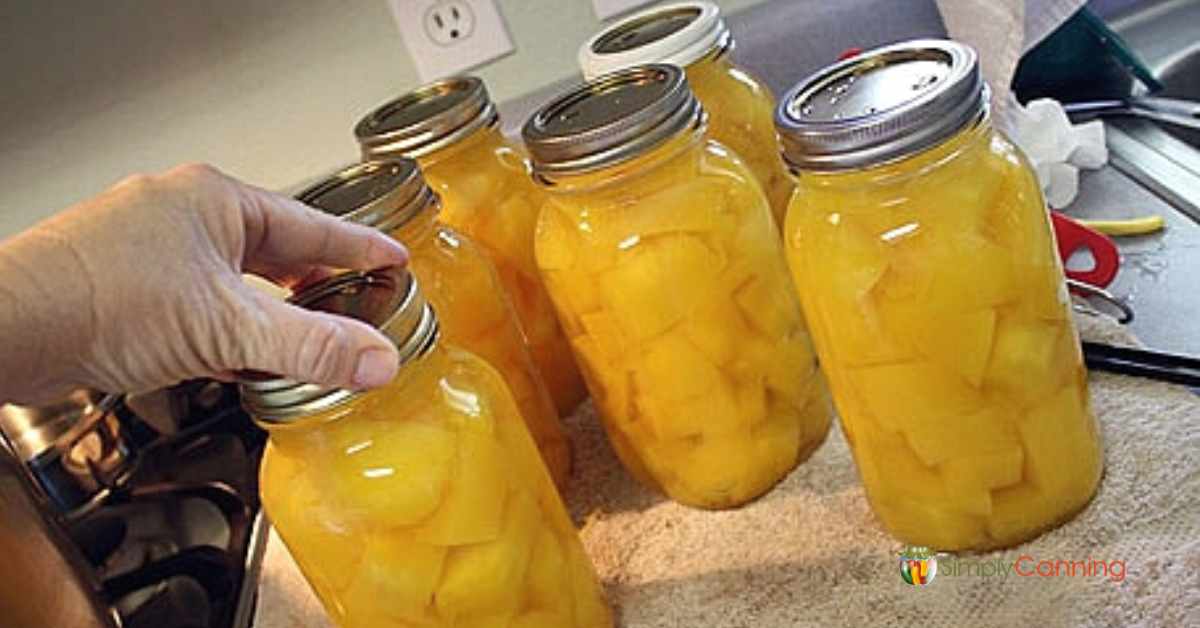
xmin=240 ymin=267 xmax=440 ymax=423
xmin=774 ymin=39 xmax=986 ymax=171
xmin=354 ymin=76 xmax=498 ymax=160
xmin=579 ymin=1 xmax=730 ymax=80
xmin=295 ymin=159 xmax=435 ymax=233
xmin=522 ymin=63 xmax=703 ymax=176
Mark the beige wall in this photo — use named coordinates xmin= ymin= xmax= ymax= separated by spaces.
xmin=0 ymin=0 xmax=768 ymax=239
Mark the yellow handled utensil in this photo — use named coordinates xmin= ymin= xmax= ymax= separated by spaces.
xmin=1076 ymin=215 xmax=1165 ymax=236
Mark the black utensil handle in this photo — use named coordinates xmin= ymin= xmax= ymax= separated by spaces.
xmin=1082 ymin=341 xmax=1200 ymax=387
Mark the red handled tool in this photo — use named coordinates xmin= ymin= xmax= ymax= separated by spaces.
xmin=1051 ymin=211 xmax=1120 ymax=288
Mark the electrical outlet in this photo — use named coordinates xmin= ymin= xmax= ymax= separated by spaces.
xmin=591 ymin=0 xmax=657 ymax=20
xmin=424 ymin=1 xmax=476 ymax=45
xmin=390 ymin=0 xmax=515 ymax=81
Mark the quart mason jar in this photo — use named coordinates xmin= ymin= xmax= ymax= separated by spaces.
xmin=245 ymin=268 xmax=612 ymax=628
xmin=296 ymin=161 xmax=570 ymax=488
xmin=355 ymin=78 xmax=587 ymax=416
xmin=579 ymin=1 xmax=793 ymax=229
xmin=775 ymin=40 xmax=1102 ymax=550
xmin=523 ymin=64 xmax=832 ymax=509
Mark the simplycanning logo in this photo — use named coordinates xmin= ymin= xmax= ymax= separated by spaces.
xmin=896 ymin=547 xmax=1126 ymax=585
xmin=899 ymin=546 xmax=937 ymax=586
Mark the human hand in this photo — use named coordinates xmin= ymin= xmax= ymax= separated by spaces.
xmin=0 ymin=164 xmax=408 ymax=405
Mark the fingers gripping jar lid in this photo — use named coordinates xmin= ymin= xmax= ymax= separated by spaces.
xmin=579 ymin=1 xmax=729 ymax=80
xmin=774 ymin=39 xmax=987 ymax=171
xmin=295 ymin=159 xmax=436 ymax=233
xmin=240 ymin=267 xmax=439 ymax=422
xmin=522 ymin=63 xmax=704 ymax=176
xmin=354 ymin=76 xmax=499 ymax=160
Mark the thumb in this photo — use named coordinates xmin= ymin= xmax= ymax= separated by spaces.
xmin=243 ymin=291 xmax=399 ymax=390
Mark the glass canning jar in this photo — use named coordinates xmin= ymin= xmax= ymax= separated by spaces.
xmin=522 ymin=64 xmax=832 ymax=509
xmin=296 ymin=160 xmax=570 ymax=488
xmin=244 ymin=268 xmax=612 ymax=628
xmin=775 ymin=40 xmax=1103 ymax=550
xmin=580 ymin=1 xmax=793 ymax=229
xmin=355 ymin=77 xmax=587 ymax=416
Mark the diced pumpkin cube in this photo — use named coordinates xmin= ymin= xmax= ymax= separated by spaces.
xmin=492 ymin=396 xmax=563 ymax=494
xmin=876 ymin=240 xmax=936 ymax=303
xmin=464 ymin=615 xmax=517 ymax=628
xmin=733 ymin=273 xmax=799 ymax=339
xmin=763 ymin=333 xmax=819 ymax=404
xmin=914 ymin=150 xmax=1008 ymax=236
xmin=683 ymin=299 xmax=751 ymax=367
xmin=635 ymin=334 xmax=723 ymax=403
xmin=579 ymin=311 xmax=632 ymax=361
xmin=261 ymin=451 xmax=365 ymax=593
xmin=986 ymin=484 xmax=1058 ymax=542
xmin=1010 ymin=256 xmax=1071 ymax=322
xmin=855 ymin=428 xmax=946 ymax=503
xmin=903 ymin=406 xmax=1022 ymax=467
xmin=570 ymin=335 xmax=629 ymax=421
xmin=725 ymin=334 xmax=774 ymax=385
xmin=598 ymin=235 xmax=726 ymax=342
xmin=512 ymin=610 xmax=573 ymax=628
xmin=1017 ymin=385 xmax=1102 ymax=499
xmin=589 ymin=179 xmax=729 ymax=247
xmin=658 ymin=432 xmax=758 ymax=507
xmin=635 ymin=390 xmax=706 ymax=443
xmin=751 ymin=411 xmax=803 ymax=481
xmin=941 ymin=477 xmax=994 ymax=517
xmin=819 ymin=293 xmax=917 ymax=367
xmin=889 ymin=305 xmax=996 ymax=387
xmin=673 ymin=378 xmax=742 ymax=437
xmin=984 ymin=315 xmax=1067 ymax=401
xmin=636 ymin=352 xmax=741 ymax=441
xmin=940 ymin=446 xmax=1024 ymax=490
xmin=344 ymin=536 xmax=446 ymax=619
xmin=939 ymin=449 xmax=1023 ymax=518
xmin=848 ymin=360 xmax=986 ymax=434
xmin=435 ymin=491 xmax=539 ymax=621
xmin=985 ymin=177 xmax=1055 ymax=256
xmin=546 ymin=269 xmax=604 ymax=318
xmin=924 ymin=233 xmax=1020 ymax=313
xmin=491 ymin=192 xmax=540 ymax=268
xmin=338 ymin=596 xmax=440 ymax=628
xmin=877 ymin=499 xmax=989 ymax=550
xmin=426 ymin=162 xmax=503 ymax=216
xmin=412 ymin=428 xmax=508 ymax=546
xmin=824 ymin=222 xmax=889 ymax=305
xmin=735 ymin=379 xmax=768 ymax=426
xmin=535 ymin=203 xmax=581 ymax=271
xmin=793 ymin=380 xmax=834 ymax=448
xmin=330 ymin=420 xmax=456 ymax=526
xmin=525 ymin=527 xmax=571 ymax=616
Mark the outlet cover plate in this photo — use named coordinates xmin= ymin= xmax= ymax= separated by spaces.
xmin=390 ymin=0 xmax=515 ymax=81
xmin=592 ymin=0 xmax=657 ymax=20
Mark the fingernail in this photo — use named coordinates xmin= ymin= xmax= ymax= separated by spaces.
xmin=353 ymin=348 xmax=398 ymax=389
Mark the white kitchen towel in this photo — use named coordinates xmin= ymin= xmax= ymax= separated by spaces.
xmin=255 ymin=311 xmax=1200 ymax=627
xmin=936 ymin=0 xmax=1087 ymax=133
